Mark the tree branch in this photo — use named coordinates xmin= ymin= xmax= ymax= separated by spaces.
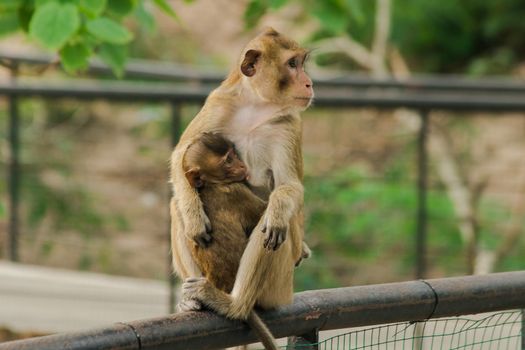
xmin=313 ymin=37 xmax=374 ymax=71
xmin=371 ymin=0 xmax=391 ymax=77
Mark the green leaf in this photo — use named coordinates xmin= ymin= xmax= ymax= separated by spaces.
xmin=60 ymin=42 xmax=92 ymax=74
xmin=0 ymin=12 xmax=20 ymax=37
xmin=153 ymin=0 xmax=177 ymax=19
xmin=0 ymin=0 xmax=23 ymax=11
xmin=244 ymin=0 xmax=267 ymax=29
xmin=29 ymin=2 xmax=80 ymax=49
xmin=135 ymin=1 xmax=156 ymax=33
xmin=86 ymin=17 xmax=133 ymax=44
xmin=35 ymin=0 xmax=56 ymax=8
xmin=345 ymin=0 xmax=365 ymax=24
xmin=98 ymin=43 xmax=127 ymax=77
xmin=79 ymin=0 xmax=106 ymax=16
xmin=18 ymin=1 xmax=34 ymax=32
xmin=269 ymin=0 xmax=287 ymax=10
xmin=311 ymin=1 xmax=349 ymax=34
xmin=106 ymin=0 xmax=136 ymax=18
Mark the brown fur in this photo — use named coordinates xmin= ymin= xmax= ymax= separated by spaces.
xmin=182 ymin=133 xmax=307 ymax=291
xmin=182 ymin=133 xmax=277 ymax=349
xmin=192 ymin=181 xmax=266 ymax=292
xmin=170 ymin=28 xmax=314 ymax=348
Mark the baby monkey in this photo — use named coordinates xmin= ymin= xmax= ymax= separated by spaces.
xmin=182 ymin=132 xmax=277 ymax=349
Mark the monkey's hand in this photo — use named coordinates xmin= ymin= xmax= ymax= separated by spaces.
xmin=185 ymin=209 xmax=213 ymax=248
xmin=262 ymin=210 xmax=288 ymax=251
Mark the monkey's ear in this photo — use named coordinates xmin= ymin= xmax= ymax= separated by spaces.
xmin=185 ymin=167 xmax=204 ymax=188
xmin=241 ymin=49 xmax=261 ymax=77
xmin=263 ymin=27 xmax=279 ymax=37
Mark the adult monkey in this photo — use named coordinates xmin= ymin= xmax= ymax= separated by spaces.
xmin=170 ymin=28 xmax=313 ymax=322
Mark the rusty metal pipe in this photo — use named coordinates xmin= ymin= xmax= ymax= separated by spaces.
xmin=1 ymin=272 xmax=524 ymax=350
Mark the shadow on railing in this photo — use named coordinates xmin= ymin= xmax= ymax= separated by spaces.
xmin=0 ymin=272 xmax=523 ymax=350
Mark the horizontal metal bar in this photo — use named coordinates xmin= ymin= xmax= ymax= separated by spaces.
xmin=0 ymin=52 xmax=224 ymax=84
xmin=313 ymin=90 xmax=525 ymax=111
xmin=1 ymin=271 xmax=524 ymax=350
xmin=0 ymin=81 xmax=210 ymax=102
xmin=3 ymin=52 xmax=525 ymax=92
xmin=2 ymin=81 xmax=525 ymax=111
xmin=313 ymin=74 xmax=525 ymax=93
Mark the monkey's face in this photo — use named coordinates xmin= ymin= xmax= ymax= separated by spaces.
xmin=184 ymin=133 xmax=248 ymax=188
xmin=213 ymin=148 xmax=248 ymax=184
xmin=240 ymin=29 xmax=314 ymax=112
xmin=200 ymin=147 xmax=248 ymax=184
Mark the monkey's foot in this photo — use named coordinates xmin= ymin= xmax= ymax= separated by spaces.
xmin=176 ymin=297 xmax=203 ymax=312
xmin=182 ymin=277 xmax=233 ymax=317
xmin=182 ymin=277 xmax=210 ymax=303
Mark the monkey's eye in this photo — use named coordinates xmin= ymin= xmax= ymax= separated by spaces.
xmin=288 ymin=58 xmax=297 ymax=68
xmin=303 ymin=52 xmax=310 ymax=64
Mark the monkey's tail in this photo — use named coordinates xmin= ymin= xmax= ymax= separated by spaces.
xmin=247 ymin=310 xmax=279 ymax=350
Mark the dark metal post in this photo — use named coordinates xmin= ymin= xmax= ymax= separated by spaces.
xmin=521 ymin=309 xmax=525 ymax=350
xmin=167 ymin=102 xmax=182 ymax=313
xmin=7 ymin=63 xmax=20 ymax=262
xmin=416 ymin=110 xmax=429 ymax=279
xmin=287 ymin=329 xmax=319 ymax=350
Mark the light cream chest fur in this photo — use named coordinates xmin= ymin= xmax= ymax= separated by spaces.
xmin=225 ymin=105 xmax=293 ymax=189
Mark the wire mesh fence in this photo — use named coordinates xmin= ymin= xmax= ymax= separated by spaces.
xmin=279 ymin=310 xmax=523 ymax=350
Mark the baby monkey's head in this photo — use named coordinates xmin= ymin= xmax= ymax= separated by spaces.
xmin=183 ymin=132 xmax=248 ymax=188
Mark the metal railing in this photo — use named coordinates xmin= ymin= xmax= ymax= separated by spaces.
xmin=3 ymin=52 xmax=525 ymax=92
xmin=2 ymin=54 xmax=525 ymax=310
xmin=0 ymin=271 xmax=524 ymax=349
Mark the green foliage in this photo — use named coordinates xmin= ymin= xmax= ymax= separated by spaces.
xmin=79 ymin=0 xmax=107 ymax=17
xmin=1 ymin=0 xmax=177 ymax=76
xmin=296 ymin=156 xmax=519 ymax=290
xmin=98 ymin=43 xmax=128 ymax=77
xmin=0 ymin=0 xmax=23 ymax=11
xmin=60 ymin=42 xmax=92 ymax=73
xmin=24 ymin=172 xmax=106 ymax=236
xmin=244 ymin=0 xmax=370 ymax=34
xmin=244 ymin=0 xmax=525 ymax=74
xmin=311 ymin=1 xmax=350 ymax=34
xmin=392 ymin=0 xmax=525 ymax=73
xmin=106 ymin=0 xmax=137 ymax=18
xmin=86 ymin=17 xmax=133 ymax=44
xmin=3 ymin=100 xmax=131 ymax=243
xmin=244 ymin=0 xmax=268 ymax=29
xmin=0 ymin=11 xmax=20 ymax=36
xmin=29 ymin=2 xmax=80 ymax=50
xmin=300 ymin=167 xmax=413 ymax=288
xmin=134 ymin=1 xmax=155 ymax=33
xmin=153 ymin=0 xmax=177 ymax=19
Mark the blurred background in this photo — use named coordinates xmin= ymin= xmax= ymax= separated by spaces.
xmin=1 ymin=0 xmax=524 ymax=342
